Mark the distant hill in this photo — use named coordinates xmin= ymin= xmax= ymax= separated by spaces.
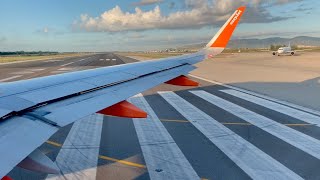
xmin=179 ymin=36 xmax=320 ymax=50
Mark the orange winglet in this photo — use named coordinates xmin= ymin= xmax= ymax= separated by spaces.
xmin=208 ymin=6 xmax=246 ymax=48
xmin=97 ymin=100 xmax=147 ymax=118
xmin=165 ymin=75 xmax=199 ymax=86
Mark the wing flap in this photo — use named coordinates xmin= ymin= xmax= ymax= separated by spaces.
xmin=0 ymin=117 xmax=58 ymax=177
xmin=0 ymin=57 xmax=189 ymax=97
xmin=18 ymin=81 xmax=96 ymax=104
xmin=0 ymin=109 xmax=12 ymax=119
xmin=80 ymin=71 xmax=136 ymax=86
xmin=0 ymin=54 xmax=202 ymax=121
xmin=0 ymin=96 xmax=35 ymax=112
xmin=38 ymin=65 xmax=194 ymax=126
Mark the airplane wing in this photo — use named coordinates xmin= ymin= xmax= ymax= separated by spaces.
xmin=0 ymin=6 xmax=245 ymax=178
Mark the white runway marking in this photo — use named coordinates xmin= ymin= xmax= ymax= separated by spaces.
xmin=58 ymin=67 xmax=76 ymax=71
xmin=47 ymin=114 xmax=103 ymax=180
xmin=50 ymin=67 xmax=79 ymax=74
xmin=221 ymin=89 xmax=320 ymax=126
xmin=106 ymin=58 xmax=110 ymax=61
xmin=111 ymin=59 xmax=116 ymax=61
xmin=190 ymin=74 xmax=320 ymax=117
xmin=30 ymin=68 xmax=45 ymax=72
xmin=0 ymin=75 xmax=22 ymax=82
xmin=51 ymin=66 xmax=83 ymax=74
xmin=45 ymin=60 xmax=62 ymax=63
xmin=99 ymin=59 xmax=104 ymax=61
xmin=129 ymin=94 xmax=200 ymax=180
xmin=61 ymin=62 xmax=75 ymax=66
xmin=10 ymin=71 xmax=34 ymax=75
xmin=50 ymin=71 xmax=68 ymax=74
xmin=159 ymin=91 xmax=302 ymax=180
xmin=191 ymin=90 xmax=320 ymax=160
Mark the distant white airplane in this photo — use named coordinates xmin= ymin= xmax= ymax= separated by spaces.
xmin=272 ymin=43 xmax=295 ymax=56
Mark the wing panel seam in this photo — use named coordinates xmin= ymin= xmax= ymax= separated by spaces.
xmin=1 ymin=63 xmax=192 ymax=121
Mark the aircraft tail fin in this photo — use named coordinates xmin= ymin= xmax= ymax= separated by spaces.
xmin=205 ymin=6 xmax=246 ymax=55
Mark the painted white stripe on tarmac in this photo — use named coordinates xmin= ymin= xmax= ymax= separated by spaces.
xmin=106 ymin=58 xmax=110 ymax=61
xmin=0 ymin=75 xmax=22 ymax=82
xmin=30 ymin=68 xmax=45 ymax=71
xmin=58 ymin=67 xmax=77 ymax=71
xmin=46 ymin=114 xmax=103 ymax=180
xmin=191 ymin=90 xmax=320 ymax=160
xmin=221 ymin=89 xmax=320 ymax=126
xmin=11 ymin=71 xmax=34 ymax=75
xmin=61 ymin=62 xmax=75 ymax=66
xmin=190 ymin=74 xmax=320 ymax=117
xmin=45 ymin=60 xmax=62 ymax=63
xmin=129 ymin=94 xmax=200 ymax=180
xmin=159 ymin=91 xmax=302 ymax=180
xmin=111 ymin=59 xmax=116 ymax=61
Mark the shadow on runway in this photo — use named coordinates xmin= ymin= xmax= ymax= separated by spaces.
xmin=227 ymin=76 xmax=320 ymax=112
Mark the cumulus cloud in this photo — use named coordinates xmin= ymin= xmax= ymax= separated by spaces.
xmin=74 ymin=0 xmax=301 ymax=32
xmin=132 ymin=0 xmax=163 ymax=6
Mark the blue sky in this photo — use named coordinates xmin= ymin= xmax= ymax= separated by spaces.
xmin=0 ymin=0 xmax=319 ymax=52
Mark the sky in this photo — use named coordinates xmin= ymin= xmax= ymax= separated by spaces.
xmin=0 ymin=0 xmax=319 ymax=52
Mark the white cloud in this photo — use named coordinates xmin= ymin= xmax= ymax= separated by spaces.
xmin=132 ymin=0 xmax=163 ymax=6
xmin=35 ymin=27 xmax=66 ymax=36
xmin=43 ymin=27 xmax=49 ymax=33
xmin=74 ymin=0 xmax=302 ymax=32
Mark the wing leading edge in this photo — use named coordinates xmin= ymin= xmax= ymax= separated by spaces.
xmin=0 ymin=6 xmax=245 ymax=178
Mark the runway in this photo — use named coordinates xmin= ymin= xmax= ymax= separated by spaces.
xmin=3 ymin=53 xmax=320 ymax=180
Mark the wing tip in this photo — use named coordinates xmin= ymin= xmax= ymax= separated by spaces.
xmin=206 ymin=6 xmax=246 ymax=49
xmin=238 ymin=6 xmax=246 ymax=11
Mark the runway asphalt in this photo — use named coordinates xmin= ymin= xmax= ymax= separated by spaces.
xmin=2 ymin=53 xmax=320 ymax=180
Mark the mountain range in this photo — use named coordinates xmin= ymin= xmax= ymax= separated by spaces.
xmin=179 ymin=36 xmax=320 ymax=50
